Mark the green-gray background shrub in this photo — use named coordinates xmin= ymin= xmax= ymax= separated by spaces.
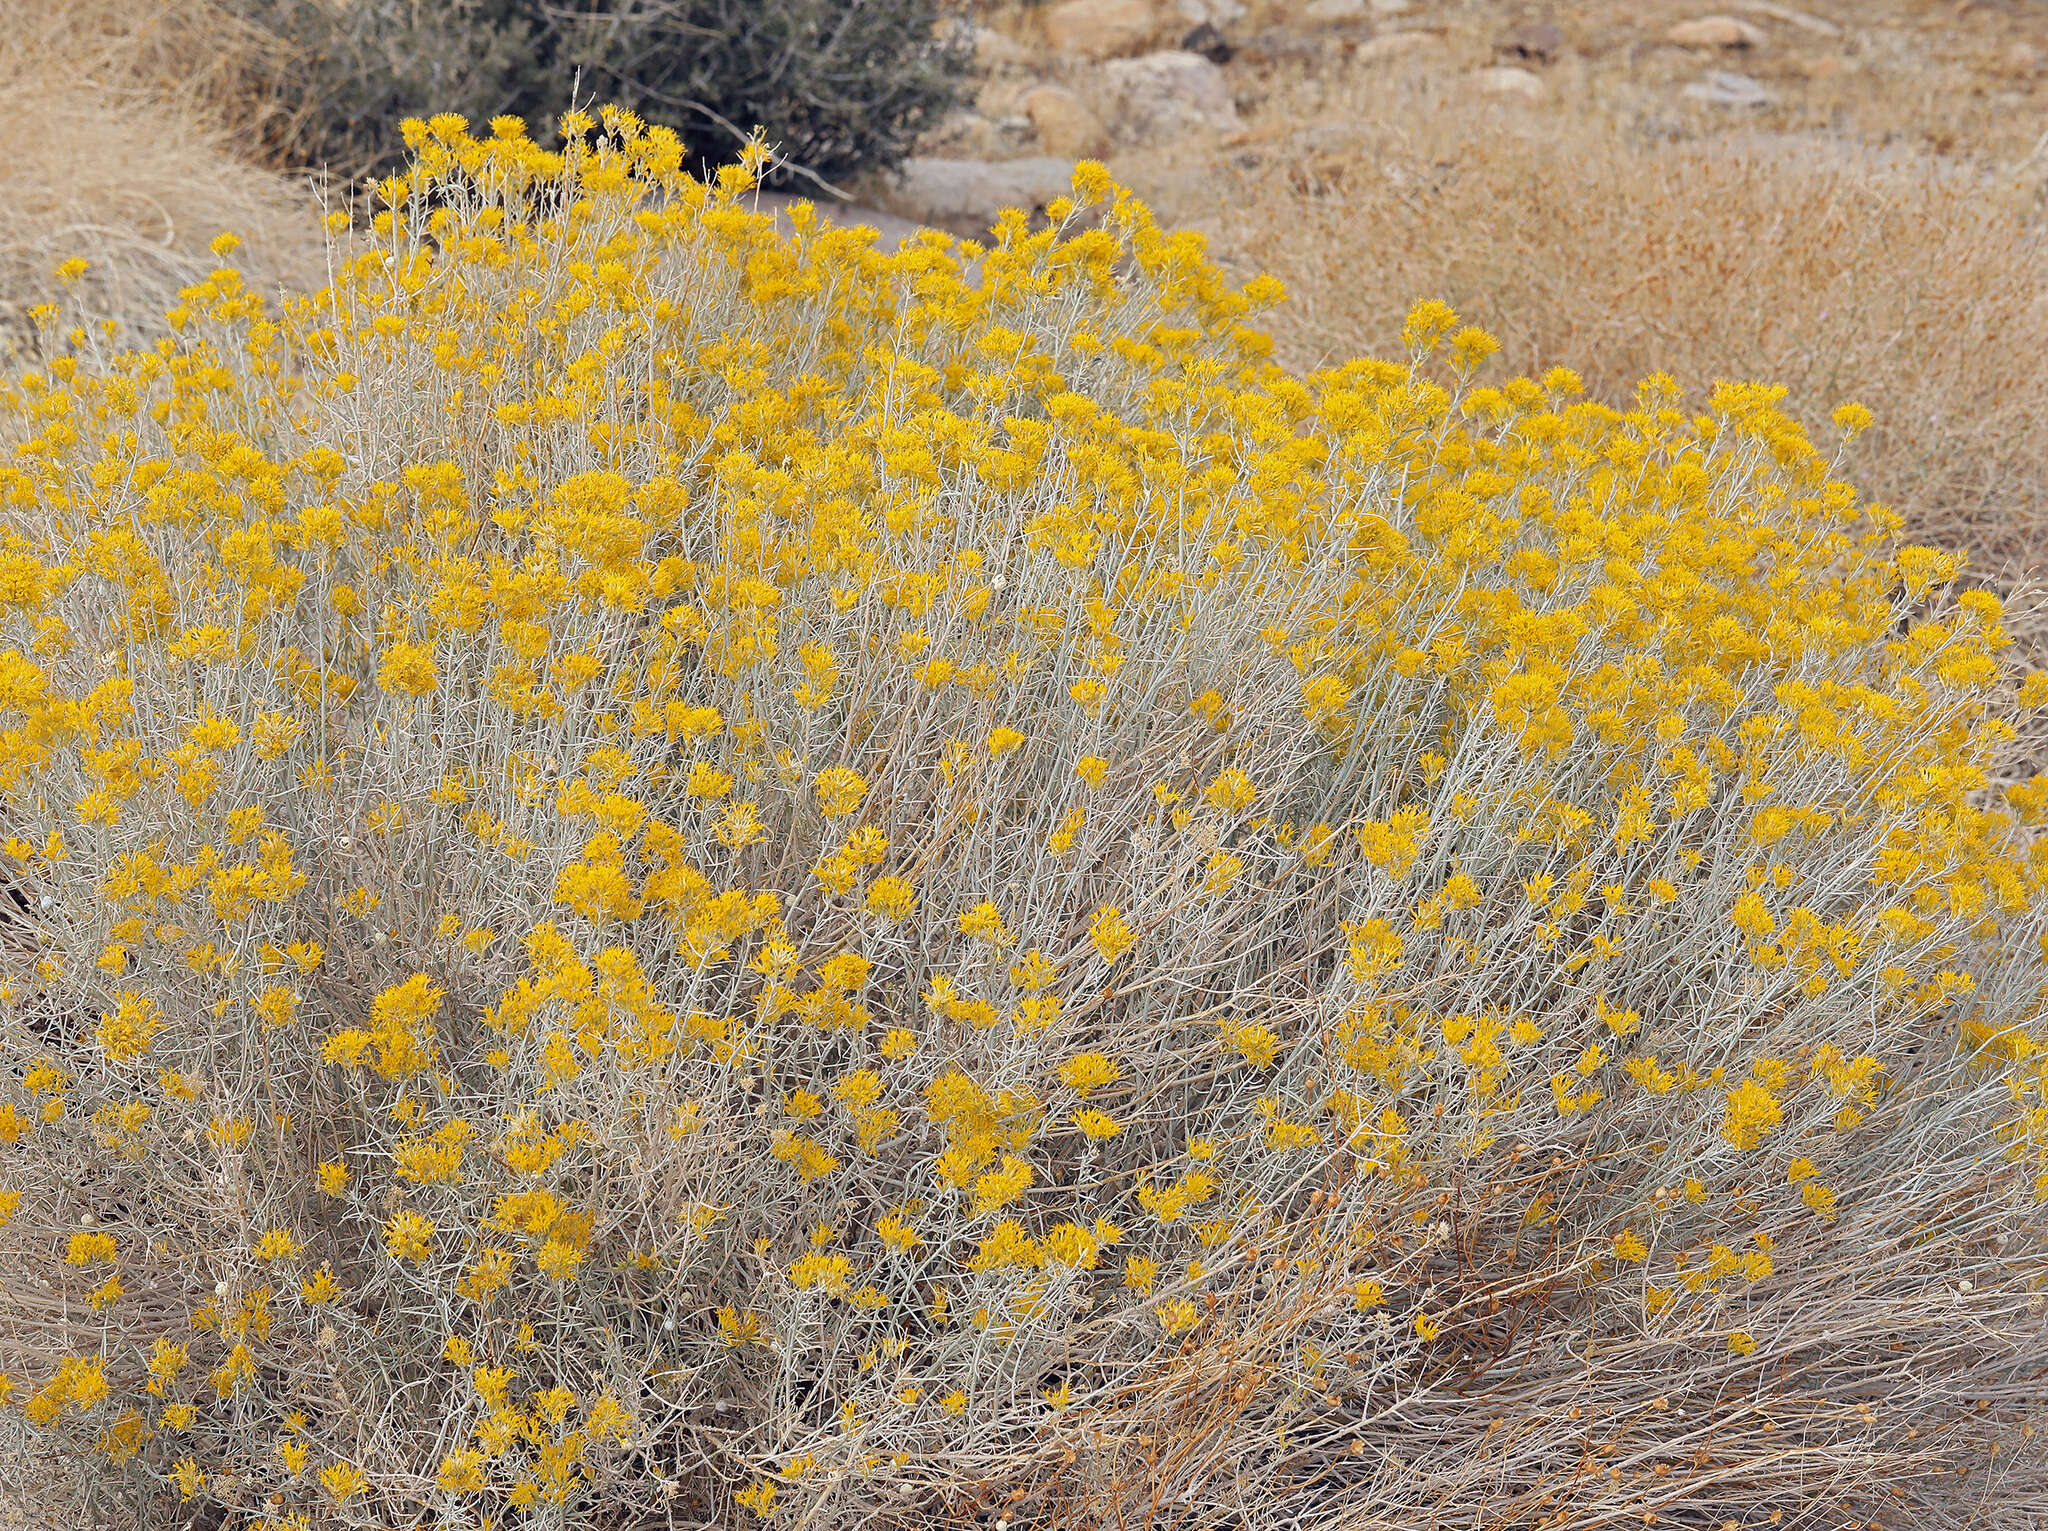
xmin=235 ymin=0 xmax=969 ymax=184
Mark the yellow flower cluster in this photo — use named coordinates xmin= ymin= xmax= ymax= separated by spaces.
xmin=0 ymin=105 xmax=2042 ymax=1529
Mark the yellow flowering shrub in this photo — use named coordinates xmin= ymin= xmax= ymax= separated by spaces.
xmin=0 ymin=106 xmax=2045 ymax=1529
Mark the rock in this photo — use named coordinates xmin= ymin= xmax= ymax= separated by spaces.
xmin=977 ymin=80 xmax=1029 ymax=117
xmin=756 ymin=191 xmax=923 ymax=254
xmin=1733 ymin=0 xmax=1841 ymax=37
xmin=867 ymin=158 xmax=1082 ymax=241
xmin=1310 ymin=0 xmax=1422 ymax=18
xmin=916 ymin=111 xmax=1005 ymax=159
xmin=1353 ymin=31 xmax=1447 ymax=66
xmin=1682 ymin=69 xmax=1771 ymax=106
xmin=1044 ymin=0 xmax=1160 ymax=58
xmin=993 ymin=115 xmax=1039 ymax=152
xmin=1102 ymin=50 xmax=1242 ymax=145
xmin=1667 ymin=16 xmax=1767 ymax=49
xmin=1180 ymin=22 xmax=1235 ymax=64
xmin=1021 ymin=85 xmax=1110 ymax=157
xmin=1236 ymin=28 xmax=1323 ymax=64
xmin=971 ymin=25 xmax=1029 ymax=71
xmin=1500 ymin=21 xmax=1565 ymax=64
xmin=915 ymin=101 xmax=1040 ymax=159
xmin=2001 ymin=41 xmax=2043 ymax=77
xmin=1172 ymin=0 xmax=1245 ymax=23
xmin=1313 ymin=0 xmax=1419 ymax=15
xmin=1469 ymin=65 xmax=1548 ymax=101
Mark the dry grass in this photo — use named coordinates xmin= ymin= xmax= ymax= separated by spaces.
xmin=1122 ymin=65 xmax=2048 ymax=592
xmin=0 ymin=0 xmax=322 ymax=351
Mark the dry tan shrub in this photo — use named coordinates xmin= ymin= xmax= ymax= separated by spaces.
xmin=1121 ymin=69 xmax=2048 ymax=581
xmin=34 ymin=0 xmax=287 ymax=121
xmin=0 ymin=0 xmax=321 ymax=350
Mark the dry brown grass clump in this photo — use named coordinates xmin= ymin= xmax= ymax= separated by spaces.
xmin=0 ymin=0 xmax=321 ymax=351
xmin=1124 ymin=68 xmax=2048 ymax=584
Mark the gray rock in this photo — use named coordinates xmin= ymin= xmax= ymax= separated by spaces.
xmin=1501 ymin=21 xmax=1565 ymax=64
xmin=1044 ymin=0 xmax=1161 ymax=58
xmin=1021 ymin=85 xmax=1110 ymax=158
xmin=1102 ymin=49 xmax=1242 ymax=146
xmin=1682 ymin=69 xmax=1772 ymax=107
xmin=1733 ymin=0 xmax=1841 ymax=37
xmin=1306 ymin=0 xmax=1418 ymax=19
xmin=1353 ymin=31 xmax=1448 ymax=67
xmin=1235 ymin=28 xmax=1324 ymax=65
xmin=753 ymin=192 xmax=924 ymax=254
xmin=1172 ymin=0 xmax=1245 ymax=22
xmin=1667 ymin=16 xmax=1768 ymax=49
xmin=916 ymin=110 xmax=1004 ymax=159
xmin=1469 ymin=65 xmax=1549 ymax=101
xmin=865 ymin=158 xmax=1083 ymax=241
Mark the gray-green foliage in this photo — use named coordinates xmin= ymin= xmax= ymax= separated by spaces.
xmin=237 ymin=0 xmax=969 ymax=185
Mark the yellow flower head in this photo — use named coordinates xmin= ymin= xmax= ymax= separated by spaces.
xmin=377 ymin=639 xmax=440 ymax=697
